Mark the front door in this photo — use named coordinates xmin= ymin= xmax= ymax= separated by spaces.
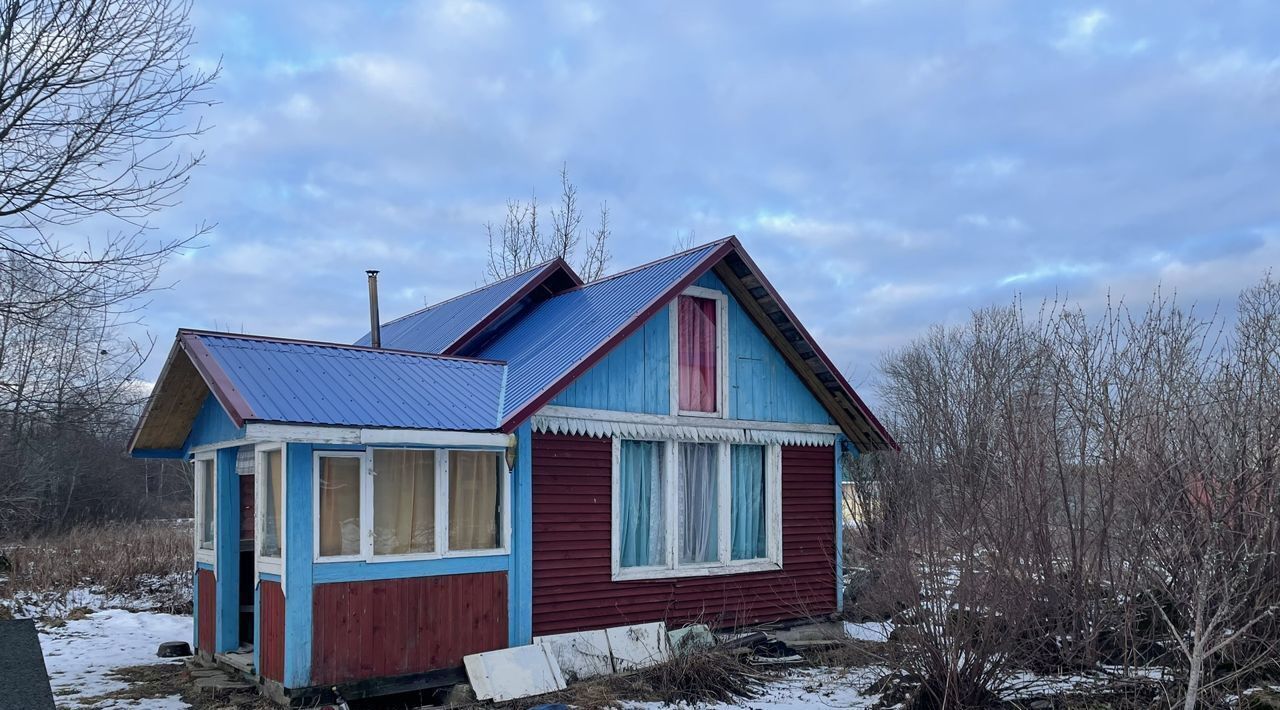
xmin=237 ymin=469 xmax=255 ymax=648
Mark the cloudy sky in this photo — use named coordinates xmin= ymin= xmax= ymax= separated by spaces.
xmin=132 ymin=1 xmax=1279 ymax=397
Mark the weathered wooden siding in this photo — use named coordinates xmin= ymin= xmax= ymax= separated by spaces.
xmin=531 ymin=433 xmax=836 ymax=635
xmin=550 ymin=307 xmax=670 ymax=414
xmin=185 ymin=394 xmax=245 ymax=450
xmin=259 ymin=580 xmax=286 ymax=682
xmin=309 ymin=573 xmax=508 ymax=685
xmin=549 ymin=273 xmax=833 ymax=425
xmin=196 ymin=568 xmax=216 ymax=651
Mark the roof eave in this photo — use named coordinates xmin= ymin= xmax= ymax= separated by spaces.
xmin=443 ymin=257 xmax=583 ymax=356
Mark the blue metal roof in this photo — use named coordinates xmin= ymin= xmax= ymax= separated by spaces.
xmin=477 ymin=241 xmax=724 ymax=422
xmin=195 ymin=333 xmax=506 ymax=430
xmin=355 ymin=260 xmax=558 ymax=353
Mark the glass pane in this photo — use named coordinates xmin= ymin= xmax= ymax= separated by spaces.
xmin=678 ymin=442 xmax=718 ymax=564
xmin=619 ymin=441 xmax=665 ymax=568
xmin=372 ymin=449 xmax=436 ymax=555
xmin=678 ymin=296 xmax=718 ymax=412
xmin=448 ymin=451 xmax=502 ymax=551
xmin=731 ymin=445 xmax=767 ymax=560
xmin=318 ymin=456 xmax=361 ymax=557
xmin=259 ymin=450 xmax=283 ymax=558
xmin=198 ymin=460 xmax=214 ymax=550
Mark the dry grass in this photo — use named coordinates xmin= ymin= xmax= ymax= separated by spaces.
xmin=0 ymin=520 xmax=192 ymax=618
xmin=506 ymin=647 xmax=779 ymax=709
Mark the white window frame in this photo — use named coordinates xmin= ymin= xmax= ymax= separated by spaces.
xmin=193 ymin=451 xmax=217 ymax=566
xmin=610 ymin=438 xmax=782 ymax=581
xmin=669 ymin=285 xmax=730 ymax=418
xmin=313 ymin=447 xmax=511 ymax=563
xmin=255 ymin=443 xmax=285 ymax=576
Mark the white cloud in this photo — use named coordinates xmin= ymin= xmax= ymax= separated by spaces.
xmin=1056 ymin=8 xmax=1109 ymax=51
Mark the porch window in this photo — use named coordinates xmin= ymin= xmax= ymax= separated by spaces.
xmin=195 ymin=456 xmax=215 ymax=552
xmin=314 ymin=447 xmax=508 ymax=562
xmin=372 ymin=449 xmax=436 ymax=555
xmin=258 ymin=447 xmax=284 ymax=559
xmin=672 ymin=286 xmax=727 ymax=417
xmin=448 ymin=451 xmax=502 ymax=551
xmin=612 ymin=439 xmax=781 ymax=580
xmin=317 ymin=454 xmax=362 ymax=558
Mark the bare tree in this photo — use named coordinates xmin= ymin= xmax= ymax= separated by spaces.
xmin=485 ymin=163 xmax=611 ymax=282
xmin=0 ymin=0 xmax=215 ymax=536
xmin=0 ymin=0 xmax=217 ymax=322
xmin=851 ymin=280 xmax=1280 ymax=707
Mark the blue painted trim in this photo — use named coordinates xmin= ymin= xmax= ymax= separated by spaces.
xmin=215 ymin=447 xmax=241 ymax=652
xmin=196 ymin=561 xmax=215 ymax=571
xmin=259 ymin=572 xmax=281 ymax=582
xmin=132 ymin=448 xmax=186 ymax=459
xmin=283 ymin=443 xmax=315 ymax=688
xmin=510 ymin=421 xmax=533 ymax=646
xmin=312 ymin=555 xmax=510 ymax=584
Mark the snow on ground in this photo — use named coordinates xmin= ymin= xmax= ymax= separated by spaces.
xmin=39 ymin=607 xmax=192 ymax=709
xmin=627 ymin=666 xmax=890 ymax=710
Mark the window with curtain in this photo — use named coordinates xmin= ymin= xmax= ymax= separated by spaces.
xmin=619 ymin=440 xmax=665 ymax=568
xmin=318 ymin=455 xmax=361 ymax=557
xmin=730 ymin=445 xmax=766 ymax=560
xmin=678 ymin=295 xmax=719 ymax=413
xmin=259 ymin=449 xmax=283 ymax=558
xmin=448 ymin=451 xmax=501 ymax=551
xmin=372 ymin=449 xmax=435 ymax=555
xmin=196 ymin=458 xmax=214 ymax=550
xmin=678 ymin=442 xmax=719 ymax=564
xmin=613 ymin=439 xmax=781 ymax=579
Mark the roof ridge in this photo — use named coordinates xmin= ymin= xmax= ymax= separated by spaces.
xmin=553 ymin=236 xmax=735 ymax=292
xmin=378 ymin=257 xmax=567 ymax=330
xmin=181 ymin=329 xmax=508 ymax=366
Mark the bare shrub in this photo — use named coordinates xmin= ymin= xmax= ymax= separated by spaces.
xmin=850 ymin=277 xmax=1280 ymax=708
xmin=0 ymin=520 xmax=192 ymax=617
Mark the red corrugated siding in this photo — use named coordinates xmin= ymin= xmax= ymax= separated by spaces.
xmin=259 ymin=580 xmax=285 ymax=682
xmin=196 ymin=568 xmax=216 ymax=652
xmin=531 ymin=433 xmax=836 ymax=636
xmin=310 ymin=572 xmax=508 ymax=685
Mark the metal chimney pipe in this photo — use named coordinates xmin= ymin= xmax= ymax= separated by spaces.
xmin=366 ymin=269 xmax=381 ymax=348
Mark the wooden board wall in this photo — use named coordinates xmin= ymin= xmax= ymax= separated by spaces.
xmin=309 ymin=573 xmax=508 ymax=686
xmin=196 ymin=569 xmax=217 ymax=652
xmin=259 ymin=580 xmax=285 ymax=682
xmin=531 ymin=433 xmax=836 ymax=636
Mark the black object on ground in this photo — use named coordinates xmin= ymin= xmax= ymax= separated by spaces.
xmin=0 ymin=618 xmax=56 ymax=710
xmin=157 ymin=641 xmax=192 ymax=658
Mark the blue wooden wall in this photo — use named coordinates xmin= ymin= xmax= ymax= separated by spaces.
xmin=185 ymin=393 xmax=245 ymax=451
xmin=551 ymin=272 xmax=834 ymax=425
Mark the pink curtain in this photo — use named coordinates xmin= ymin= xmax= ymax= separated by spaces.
xmin=678 ymin=295 xmax=718 ymax=412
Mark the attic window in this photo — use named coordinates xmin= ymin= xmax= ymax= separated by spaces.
xmin=672 ymin=286 xmax=728 ymax=417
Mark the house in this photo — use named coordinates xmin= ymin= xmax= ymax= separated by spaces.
xmin=128 ymin=236 xmax=896 ymax=703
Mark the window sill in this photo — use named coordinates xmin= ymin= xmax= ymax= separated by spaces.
xmin=676 ymin=409 xmax=724 ymax=419
xmin=195 ymin=548 xmax=216 ymax=566
xmin=613 ymin=559 xmax=781 ymax=582
xmin=315 ymin=549 xmax=509 ymax=564
xmin=257 ymin=557 xmax=282 ymax=575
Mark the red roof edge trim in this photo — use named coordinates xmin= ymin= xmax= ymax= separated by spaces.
xmin=179 ymin=332 xmax=257 ymax=428
xmin=499 ymin=239 xmax=739 ymax=432
xmin=443 ymin=257 xmax=582 ymax=356
xmin=728 ymin=244 xmax=899 ymax=451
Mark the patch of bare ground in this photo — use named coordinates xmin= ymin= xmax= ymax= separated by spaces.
xmin=71 ymin=662 xmax=273 ymax=710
